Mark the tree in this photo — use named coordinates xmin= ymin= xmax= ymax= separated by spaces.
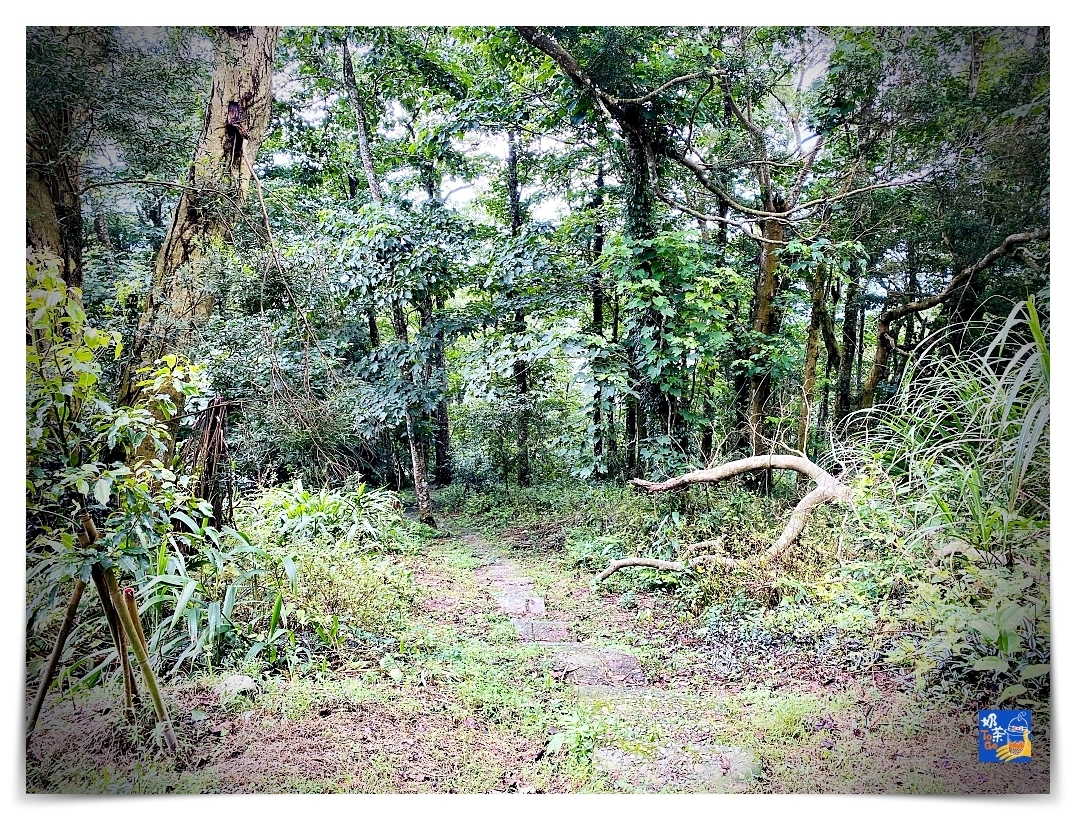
xmin=120 ymin=26 xmax=280 ymax=410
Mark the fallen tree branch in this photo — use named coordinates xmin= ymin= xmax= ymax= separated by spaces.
xmin=594 ymin=552 xmax=740 ymax=583
xmin=597 ymin=455 xmax=853 ymax=582
xmin=629 ymin=454 xmax=850 ymax=498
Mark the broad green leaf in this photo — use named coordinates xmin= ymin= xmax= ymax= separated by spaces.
xmin=282 ymin=556 xmax=298 ymax=592
xmin=92 ymin=477 xmax=111 ymax=506
xmin=1020 ymin=663 xmax=1050 ymax=680
xmin=267 ymin=590 xmax=283 ymax=638
xmin=973 ymin=656 xmax=1009 ymax=673
xmin=171 ymin=510 xmax=201 ymax=534
xmin=170 ymin=579 xmax=200 ymax=629
xmin=223 ymin=584 xmax=237 ymax=620
xmin=999 ymin=684 xmax=1028 ymax=703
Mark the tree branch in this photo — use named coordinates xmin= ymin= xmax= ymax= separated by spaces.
xmin=596 ymin=455 xmax=854 ymax=583
xmin=612 ymin=70 xmax=719 ymax=104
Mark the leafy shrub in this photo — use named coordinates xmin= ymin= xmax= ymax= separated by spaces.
xmin=25 ymin=252 xmax=216 ymax=686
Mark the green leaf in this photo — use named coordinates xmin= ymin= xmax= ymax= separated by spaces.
xmin=1020 ymin=663 xmax=1050 ymax=680
xmin=267 ymin=590 xmax=283 ymax=638
xmin=170 ymin=579 xmax=200 ymax=629
xmin=171 ymin=510 xmax=201 ymax=534
xmin=282 ymin=556 xmax=298 ymax=592
xmin=999 ymin=684 xmax=1028 ymax=703
xmin=223 ymin=584 xmax=237 ymax=620
xmin=969 ymin=618 xmax=999 ymax=644
xmin=545 ymin=732 xmax=565 ymax=756
xmin=92 ymin=477 xmax=112 ymax=506
xmin=973 ymin=656 xmax=1009 ymax=673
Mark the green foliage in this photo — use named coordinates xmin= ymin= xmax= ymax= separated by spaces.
xmin=133 ymin=480 xmax=422 ymax=676
xmin=856 ymin=297 xmax=1050 ymax=701
xmin=26 ymin=252 xmax=211 ymax=607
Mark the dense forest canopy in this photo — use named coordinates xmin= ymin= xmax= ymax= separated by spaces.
xmin=25 ymin=25 xmax=1050 ymax=794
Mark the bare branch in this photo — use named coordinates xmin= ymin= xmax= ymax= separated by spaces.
xmin=596 ymin=454 xmax=855 ymax=583
xmin=611 ymin=70 xmax=719 ymax=104
xmin=629 ymin=454 xmax=848 ymax=494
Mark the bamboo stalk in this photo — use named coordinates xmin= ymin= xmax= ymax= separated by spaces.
xmin=103 ymin=568 xmax=177 ymax=752
xmin=121 ymin=588 xmax=151 ymax=661
xmin=26 ymin=578 xmax=86 ymax=738
xmin=121 ymin=588 xmax=151 ymax=722
xmin=91 ymin=563 xmax=138 ymax=718
xmin=120 ymin=624 xmax=134 ymax=721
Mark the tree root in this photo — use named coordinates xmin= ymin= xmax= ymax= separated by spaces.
xmin=597 ymin=455 xmax=853 ymax=583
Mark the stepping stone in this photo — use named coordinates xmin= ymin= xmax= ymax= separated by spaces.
xmin=489 ymin=576 xmax=535 ymax=591
xmin=549 ymin=645 xmax=645 ymax=686
xmin=594 ymin=743 xmax=761 ymax=793
xmin=214 ymin=673 xmax=258 ymax=704
xmin=481 ymin=563 xmax=529 ymax=582
xmin=512 ymin=619 xmax=572 ymax=642
xmin=493 ymin=592 xmax=546 ymax=616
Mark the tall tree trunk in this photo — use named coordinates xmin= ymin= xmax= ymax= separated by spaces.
xmin=836 ymin=269 xmax=862 ymax=422
xmin=590 ymin=167 xmax=606 ymax=464
xmin=345 ymin=31 xmax=434 ymax=522
xmin=624 ymin=394 xmax=639 ymax=476
xmin=622 ymin=131 xmax=659 ymax=477
xmin=341 ymin=37 xmax=383 ymax=349
xmin=26 ymin=68 xmax=84 ymax=292
xmin=796 ymin=261 xmax=827 ymax=455
xmin=391 ymin=305 xmax=436 ymax=526
xmin=506 ymin=129 xmax=532 ymax=486
xmin=121 ymin=26 xmax=279 ymax=410
xmin=432 ymin=296 xmax=453 ymax=486
xmin=342 ymin=35 xmax=384 ymax=205
xmin=815 ymin=352 xmax=833 ymax=461
xmin=26 ymin=140 xmax=82 ymax=292
xmin=968 ymin=29 xmax=985 ymax=100
xmin=746 ymin=208 xmax=785 ymax=491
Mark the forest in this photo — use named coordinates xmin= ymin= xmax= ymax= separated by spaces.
xmin=25 ymin=25 xmax=1050 ymax=794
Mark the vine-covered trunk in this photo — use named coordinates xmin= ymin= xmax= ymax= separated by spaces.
xmin=796 ymin=261 xmax=827 ymax=455
xmin=392 ymin=305 xmax=436 ymax=527
xmin=747 ymin=214 xmax=785 ymax=478
xmin=622 ymin=131 xmax=658 ymax=477
xmin=120 ymin=26 xmax=279 ymax=410
xmin=506 ymin=129 xmax=532 ymax=486
xmin=590 ymin=167 xmax=605 ymax=463
xmin=836 ymin=269 xmax=862 ymax=420
xmin=432 ymin=295 xmax=453 ymax=486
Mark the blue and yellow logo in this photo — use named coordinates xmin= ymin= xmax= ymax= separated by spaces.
xmin=978 ymin=709 xmax=1031 ymax=763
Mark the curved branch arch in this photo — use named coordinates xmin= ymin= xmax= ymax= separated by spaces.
xmin=597 ymin=455 xmax=854 ymax=582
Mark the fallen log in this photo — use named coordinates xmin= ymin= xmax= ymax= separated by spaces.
xmin=597 ymin=455 xmax=853 ymax=582
xmin=594 ymin=552 xmax=738 ymax=583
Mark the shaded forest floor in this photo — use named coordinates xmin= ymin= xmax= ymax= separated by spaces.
xmin=26 ymin=504 xmax=1050 ymax=794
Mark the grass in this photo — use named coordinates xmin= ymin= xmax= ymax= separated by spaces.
xmin=26 ymin=485 xmax=1051 ymax=794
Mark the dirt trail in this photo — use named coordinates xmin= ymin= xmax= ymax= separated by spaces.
xmin=458 ymin=528 xmax=761 ymax=792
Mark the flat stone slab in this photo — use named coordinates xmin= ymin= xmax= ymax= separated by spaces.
xmin=214 ymin=673 xmax=258 ymax=704
xmin=595 ymin=743 xmax=761 ymax=793
xmin=489 ymin=577 xmax=535 ymax=592
xmin=549 ymin=645 xmax=645 ymax=686
xmin=480 ymin=562 xmax=528 ymax=581
xmin=512 ymin=619 xmax=572 ymax=642
xmin=493 ymin=592 xmax=546 ymax=616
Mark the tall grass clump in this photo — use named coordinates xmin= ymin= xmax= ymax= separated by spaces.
xmin=854 ymin=294 xmax=1050 ymax=705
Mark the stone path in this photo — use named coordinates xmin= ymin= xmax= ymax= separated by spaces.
xmin=461 ymin=529 xmax=759 ymax=792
